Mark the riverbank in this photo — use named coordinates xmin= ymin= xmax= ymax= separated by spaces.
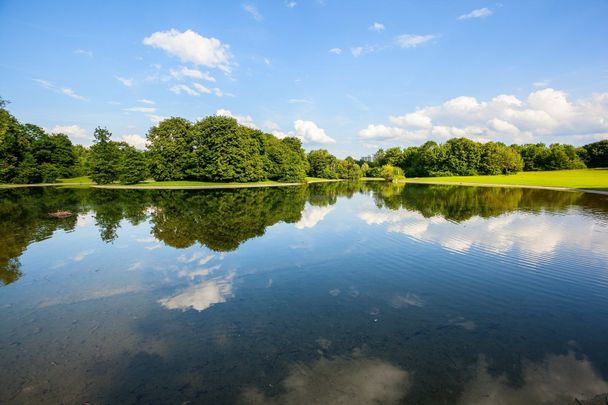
xmin=403 ymin=169 xmax=608 ymax=195
xmin=0 ymin=177 xmax=344 ymax=190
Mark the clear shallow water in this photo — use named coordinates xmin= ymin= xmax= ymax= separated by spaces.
xmin=1 ymin=183 xmax=608 ymax=404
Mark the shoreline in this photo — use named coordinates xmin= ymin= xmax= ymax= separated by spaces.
xmin=0 ymin=179 xmax=344 ymax=190
xmin=1 ymin=178 xmax=607 ymax=195
xmin=403 ymin=180 xmax=608 ymax=196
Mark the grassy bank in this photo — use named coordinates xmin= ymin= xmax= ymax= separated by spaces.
xmin=405 ymin=169 xmax=608 ymax=191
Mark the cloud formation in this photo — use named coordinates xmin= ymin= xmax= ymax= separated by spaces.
xmin=143 ymin=29 xmax=233 ymax=73
xmin=458 ymin=7 xmax=493 ymax=20
xmin=33 ymin=79 xmax=87 ymax=101
xmin=48 ymin=124 xmax=88 ymax=141
xmin=359 ymin=88 xmax=608 ymax=145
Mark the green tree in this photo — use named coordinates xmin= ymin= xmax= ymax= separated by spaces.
xmin=337 ymin=159 xmax=363 ymax=180
xmin=480 ymin=142 xmax=524 ymax=175
xmin=88 ymin=127 xmax=121 ymax=184
xmin=146 ymin=117 xmax=193 ymax=181
xmin=190 ymin=116 xmax=265 ymax=182
xmin=118 ymin=145 xmax=149 ymax=184
xmin=307 ymin=149 xmax=338 ymax=179
xmin=380 ymin=164 xmax=403 ymax=181
xmin=582 ymin=140 xmax=608 ymax=168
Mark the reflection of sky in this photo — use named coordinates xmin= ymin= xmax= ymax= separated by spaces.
xmin=358 ymin=204 xmax=608 ymax=260
xmin=294 ymin=204 xmax=335 ymax=229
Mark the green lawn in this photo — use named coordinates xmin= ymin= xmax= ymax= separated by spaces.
xmin=56 ymin=176 xmax=93 ymax=183
xmin=406 ymin=169 xmax=608 ymax=190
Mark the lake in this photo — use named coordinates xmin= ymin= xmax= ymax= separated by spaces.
xmin=1 ymin=183 xmax=607 ymax=404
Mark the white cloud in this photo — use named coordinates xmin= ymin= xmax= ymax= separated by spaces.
xmin=329 ymin=47 xmax=342 ymax=55
xmin=192 ymin=82 xmax=212 ymax=94
xmin=48 ymin=124 xmax=88 ymax=140
xmin=293 ymin=120 xmax=335 ymax=144
xmin=389 ymin=110 xmax=432 ymax=128
xmin=369 ymin=22 xmax=385 ymax=32
xmin=288 ymin=98 xmax=313 ymax=104
xmin=34 ymin=79 xmax=88 ymax=101
xmin=143 ymin=29 xmax=233 ymax=73
xmin=170 ymin=66 xmax=216 ymax=82
xmin=137 ymin=99 xmax=155 ymax=105
xmin=285 ymin=1 xmax=297 ymax=8
xmin=359 ymin=124 xmax=427 ymax=142
xmin=115 ymin=76 xmax=134 ymax=87
xmin=148 ymin=114 xmax=169 ymax=124
xmin=73 ymin=249 xmax=94 ymax=262
xmin=170 ymin=84 xmax=199 ymax=96
xmin=265 ymin=120 xmax=336 ymax=144
xmin=243 ymin=4 xmax=263 ymax=21
xmin=395 ymin=34 xmax=437 ymax=48
xmin=124 ymin=106 xmax=156 ymax=113
xmin=533 ymin=80 xmax=550 ymax=88
xmin=458 ymin=7 xmax=493 ymax=20
xmin=361 ymin=88 xmax=608 ymax=145
xmin=215 ymin=109 xmax=257 ymax=128
xmin=74 ymin=49 xmax=93 ymax=58
xmin=120 ymin=134 xmax=148 ymax=150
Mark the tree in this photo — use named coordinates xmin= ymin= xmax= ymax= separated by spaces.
xmin=88 ymin=127 xmax=121 ymax=184
xmin=307 ymin=149 xmax=338 ymax=179
xmin=146 ymin=117 xmax=193 ymax=181
xmin=582 ymin=140 xmax=608 ymax=168
xmin=480 ymin=142 xmax=523 ymax=175
xmin=380 ymin=164 xmax=404 ymax=181
xmin=361 ymin=162 xmax=369 ymax=177
xmin=444 ymin=137 xmax=482 ymax=175
xmin=190 ymin=116 xmax=265 ymax=182
xmin=336 ymin=159 xmax=363 ymax=180
xmin=118 ymin=145 xmax=149 ymax=184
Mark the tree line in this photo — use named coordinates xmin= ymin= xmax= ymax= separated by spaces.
xmin=1 ymin=98 xmax=607 ymax=184
xmin=360 ymin=137 xmax=608 ymax=178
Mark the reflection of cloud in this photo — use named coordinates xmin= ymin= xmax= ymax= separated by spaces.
xmin=459 ymin=352 xmax=608 ymax=404
xmin=177 ymin=265 xmax=220 ymax=279
xmin=158 ymin=273 xmax=234 ymax=312
xmin=390 ymin=292 xmax=424 ymax=308
xmin=73 ymin=249 xmax=94 ymax=262
xmin=145 ymin=244 xmax=161 ymax=251
xmin=39 ymin=286 xmax=143 ymax=308
xmin=358 ymin=208 xmax=608 ymax=258
xmin=76 ymin=213 xmax=94 ymax=228
xmin=128 ymin=261 xmax=143 ymax=271
xmin=177 ymin=252 xmax=214 ymax=265
xmin=295 ymin=205 xmax=335 ymax=229
xmin=241 ymin=353 xmax=411 ymax=404
xmin=136 ymin=236 xmax=159 ymax=243
xmin=450 ymin=317 xmax=477 ymax=331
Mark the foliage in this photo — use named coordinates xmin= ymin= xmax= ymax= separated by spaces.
xmin=118 ymin=145 xmax=149 ymax=184
xmin=480 ymin=142 xmax=524 ymax=175
xmin=380 ymin=164 xmax=404 ymax=181
xmin=582 ymin=140 xmax=608 ymax=168
xmin=88 ymin=127 xmax=121 ymax=184
xmin=146 ymin=117 xmax=193 ymax=181
xmin=307 ymin=149 xmax=338 ymax=179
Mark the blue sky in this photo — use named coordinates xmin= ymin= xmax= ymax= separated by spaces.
xmin=1 ymin=0 xmax=607 ymax=157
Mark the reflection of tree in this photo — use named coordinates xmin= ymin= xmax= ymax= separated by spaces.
xmin=371 ymin=184 xmax=605 ymax=222
xmin=151 ymin=187 xmax=308 ymax=251
xmin=0 ymin=188 xmax=81 ymax=285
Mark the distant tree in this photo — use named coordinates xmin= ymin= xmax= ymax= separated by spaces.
xmin=307 ymin=149 xmax=338 ymax=179
xmin=146 ymin=117 xmax=193 ymax=181
xmin=383 ymin=147 xmax=404 ymax=167
xmin=337 ymin=159 xmax=363 ymax=180
xmin=582 ymin=140 xmax=608 ymax=168
xmin=88 ymin=127 xmax=121 ymax=184
xmin=118 ymin=145 xmax=149 ymax=184
xmin=361 ymin=162 xmax=370 ymax=177
xmin=444 ymin=137 xmax=482 ymax=175
xmin=190 ymin=116 xmax=265 ymax=182
xmin=480 ymin=142 xmax=524 ymax=175
xmin=380 ymin=164 xmax=403 ymax=181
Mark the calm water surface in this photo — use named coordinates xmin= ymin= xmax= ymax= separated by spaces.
xmin=1 ymin=183 xmax=608 ymax=404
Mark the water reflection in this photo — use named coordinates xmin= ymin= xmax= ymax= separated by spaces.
xmin=459 ymin=352 xmax=608 ymax=405
xmin=241 ymin=350 xmax=411 ymax=405
xmin=1 ymin=183 xmax=608 ymax=403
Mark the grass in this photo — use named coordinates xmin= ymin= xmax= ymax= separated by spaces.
xmin=56 ymin=176 xmax=93 ymax=183
xmin=125 ymin=180 xmax=288 ymax=187
xmin=406 ymin=168 xmax=608 ymax=191
xmin=361 ymin=177 xmax=384 ymax=181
